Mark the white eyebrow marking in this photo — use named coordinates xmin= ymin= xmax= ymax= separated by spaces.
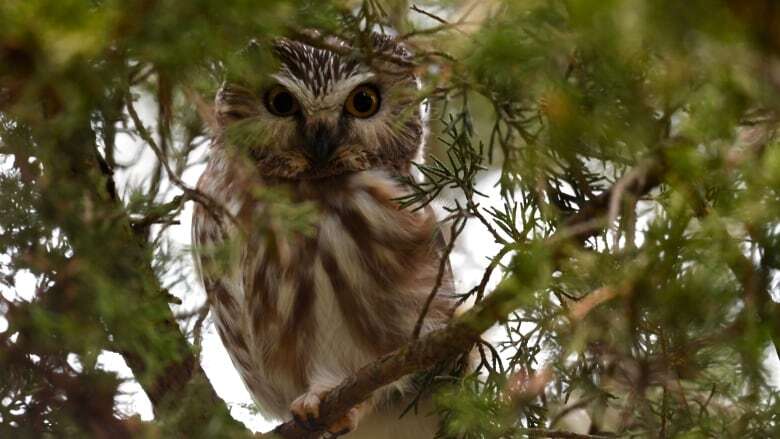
xmin=272 ymin=71 xmax=378 ymax=114
xmin=272 ymin=73 xmax=316 ymax=104
xmin=333 ymin=73 xmax=376 ymax=94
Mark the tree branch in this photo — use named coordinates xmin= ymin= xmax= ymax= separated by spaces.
xmin=3 ymin=80 xmax=251 ymax=436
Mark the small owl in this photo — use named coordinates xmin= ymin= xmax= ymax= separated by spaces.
xmin=192 ymin=32 xmax=455 ymax=438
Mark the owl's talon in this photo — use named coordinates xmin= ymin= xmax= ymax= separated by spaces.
xmin=290 ymin=390 xmax=325 ymax=431
xmin=290 ymin=391 xmax=362 ymax=435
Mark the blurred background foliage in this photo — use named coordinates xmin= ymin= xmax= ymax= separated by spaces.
xmin=1 ymin=0 xmax=780 ymax=438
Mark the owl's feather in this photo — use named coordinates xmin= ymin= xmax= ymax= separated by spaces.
xmin=192 ymin=34 xmax=453 ymax=438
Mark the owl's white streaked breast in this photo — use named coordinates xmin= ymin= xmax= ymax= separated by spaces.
xmin=192 ymin=155 xmax=454 ymax=421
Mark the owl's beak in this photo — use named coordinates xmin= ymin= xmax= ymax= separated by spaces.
xmin=304 ymin=123 xmax=339 ymax=166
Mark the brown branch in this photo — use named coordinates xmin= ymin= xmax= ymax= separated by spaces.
xmin=558 ymin=157 xmax=664 ymax=250
xmin=265 ymin=158 xmax=666 ymax=439
xmin=548 ymin=396 xmax=599 ymax=431
xmin=471 ymin=244 xmax=513 ymax=303
xmin=402 ymin=4 xmax=476 ymax=39
xmin=410 ymin=4 xmax=449 ymax=25
xmin=87 ymin=150 xmax=246 ymax=435
xmin=0 ymin=8 xmax=251 ymax=438
xmin=129 ymin=194 xmax=186 ymax=233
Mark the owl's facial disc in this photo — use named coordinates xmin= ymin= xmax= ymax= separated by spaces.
xmin=215 ymin=34 xmax=425 ymax=180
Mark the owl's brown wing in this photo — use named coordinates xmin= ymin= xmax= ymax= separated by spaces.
xmin=425 ymin=204 xmax=457 ymax=316
xmin=393 ymin=169 xmax=458 ymax=322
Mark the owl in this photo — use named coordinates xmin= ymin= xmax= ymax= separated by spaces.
xmin=192 ymin=32 xmax=455 ymax=438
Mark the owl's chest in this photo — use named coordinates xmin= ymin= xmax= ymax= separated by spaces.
xmin=232 ymin=176 xmax=437 ymax=405
xmin=194 ymin=170 xmax=449 ymax=417
xmin=238 ymin=174 xmax=438 ymax=347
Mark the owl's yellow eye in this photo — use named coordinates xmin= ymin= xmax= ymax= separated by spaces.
xmin=344 ymin=85 xmax=380 ymax=118
xmin=265 ymin=85 xmax=300 ymax=117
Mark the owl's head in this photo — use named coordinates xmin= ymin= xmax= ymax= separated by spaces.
xmin=214 ymin=33 xmax=425 ymax=180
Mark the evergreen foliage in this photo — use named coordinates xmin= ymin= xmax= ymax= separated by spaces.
xmin=1 ymin=1 xmax=779 ymax=438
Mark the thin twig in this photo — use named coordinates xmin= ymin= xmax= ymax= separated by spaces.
xmin=125 ymin=93 xmax=240 ymax=228
xmin=410 ymin=4 xmax=449 ymax=25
